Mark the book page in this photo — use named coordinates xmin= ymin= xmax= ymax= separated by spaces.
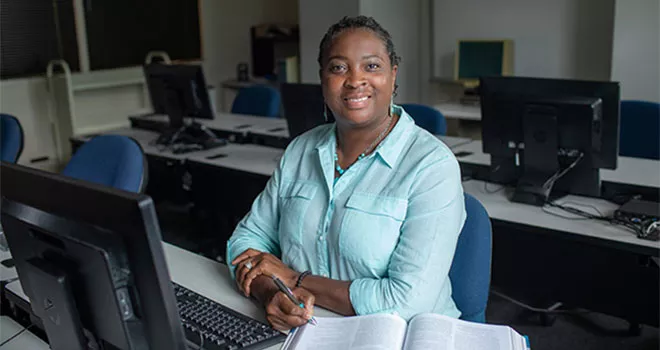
xmin=403 ymin=314 xmax=519 ymax=350
xmin=284 ymin=314 xmax=408 ymax=350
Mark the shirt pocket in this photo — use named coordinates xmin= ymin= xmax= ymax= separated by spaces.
xmin=278 ymin=181 xmax=318 ymax=248
xmin=339 ymin=193 xmax=408 ymax=269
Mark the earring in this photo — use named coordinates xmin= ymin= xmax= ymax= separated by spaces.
xmin=389 ymin=96 xmax=394 ymax=117
xmin=323 ymin=105 xmax=328 ymax=122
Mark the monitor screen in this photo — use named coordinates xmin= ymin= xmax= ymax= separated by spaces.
xmin=455 ymin=40 xmax=512 ymax=86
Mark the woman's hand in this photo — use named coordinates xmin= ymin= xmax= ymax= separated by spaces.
xmin=265 ymin=287 xmax=315 ymax=331
xmin=232 ymin=248 xmax=299 ymax=297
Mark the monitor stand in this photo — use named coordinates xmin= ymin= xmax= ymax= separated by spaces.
xmin=25 ymin=258 xmax=87 ymax=350
xmin=511 ymin=107 xmax=601 ymax=206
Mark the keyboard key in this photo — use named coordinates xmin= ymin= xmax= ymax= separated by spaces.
xmin=173 ymin=282 xmax=285 ymax=350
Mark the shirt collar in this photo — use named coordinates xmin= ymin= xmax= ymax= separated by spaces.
xmin=314 ymin=104 xmax=414 ymax=168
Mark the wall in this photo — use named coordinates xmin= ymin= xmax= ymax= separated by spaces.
xmin=201 ymin=0 xmax=299 ymax=90
xmin=360 ymin=0 xmax=422 ymax=104
xmin=610 ymin=0 xmax=660 ymax=102
xmin=298 ymin=0 xmax=359 ymax=83
xmin=0 ymin=77 xmax=59 ymax=170
xmin=432 ymin=0 xmax=615 ymax=81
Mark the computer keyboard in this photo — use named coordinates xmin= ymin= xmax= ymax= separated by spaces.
xmin=173 ymin=282 xmax=285 ymax=350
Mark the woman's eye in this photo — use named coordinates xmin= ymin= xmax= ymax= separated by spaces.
xmin=366 ymin=63 xmax=380 ymax=71
xmin=330 ymin=65 xmax=346 ymax=73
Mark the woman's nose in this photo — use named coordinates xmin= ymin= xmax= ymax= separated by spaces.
xmin=343 ymin=69 xmax=367 ymax=89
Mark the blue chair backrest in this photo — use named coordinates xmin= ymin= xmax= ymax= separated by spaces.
xmin=1 ymin=113 xmax=24 ymax=163
xmin=449 ymin=193 xmax=492 ymax=323
xmin=619 ymin=100 xmax=660 ymax=160
xmin=231 ymin=85 xmax=281 ymax=118
xmin=401 ymin=103 xmax=447 ymax=135
xmin=62 ymin=135 xmax=148 ymax=193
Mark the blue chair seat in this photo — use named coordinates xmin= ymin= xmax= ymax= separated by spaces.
xmin=1 ymin=113 xmax=24 ymax=163
xmin=401 ymin=103 xmax=447 ymax=135
xmin=231 ymin=85 xmax=281 ymax=118
xmin=62 ymin=135 xmax=148 ymax=193
xmin=449 ymin=193 xmax=492 ymax=323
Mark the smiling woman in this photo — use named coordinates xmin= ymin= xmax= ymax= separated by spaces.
xmin=226 ymin=16 xmax=466 ymax=331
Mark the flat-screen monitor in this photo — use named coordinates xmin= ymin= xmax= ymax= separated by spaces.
xmin=480 ymin=76 xmax=620 ymax=205
xmin=281 ymin=83 xmax=334 ymax=139
xmin=0 ymin=162 xmax=187 ymax=350
xmin=455 ymin=40 xmax=513 ymax=88
xmin=144 ymin=63 xmax=214 ymax=128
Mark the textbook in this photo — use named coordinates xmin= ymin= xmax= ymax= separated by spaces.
xmin=282 ymin=313 xmax=530 ymax=350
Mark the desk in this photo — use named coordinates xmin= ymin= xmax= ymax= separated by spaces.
xmin=434 ymin=102 xmax=481 ymax=121
xmin=129 ymin=112 xmax=289 ymax=146
xmin=4 ymin=242 xmax=338 ymax=350
xmin=0 ymin=250 xmax=17 ymax=283
xmin=0 ymin=316 xmax=48 ymax=350
xmin=452 ymin=140 xmax=660 ymax=192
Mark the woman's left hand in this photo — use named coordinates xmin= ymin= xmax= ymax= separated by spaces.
xmin=232 ymin=248 xmax=299 ymax=297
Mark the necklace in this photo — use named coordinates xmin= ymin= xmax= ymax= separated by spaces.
xmin=335 ymin=116 xmax=394 ymax=176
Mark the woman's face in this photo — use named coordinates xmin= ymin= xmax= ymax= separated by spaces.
xmin=320 ymin=29 xmax=398 ymax=128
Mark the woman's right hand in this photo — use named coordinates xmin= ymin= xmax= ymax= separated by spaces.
xmin=265 ymin=287 xmax=315 ymax=331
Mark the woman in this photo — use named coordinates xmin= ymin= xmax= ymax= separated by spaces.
xmin=227 ymin=16 xmax=466 ymax=330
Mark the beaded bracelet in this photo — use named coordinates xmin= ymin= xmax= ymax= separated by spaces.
xmin=296 ymin=270 xmax=312 ymax=288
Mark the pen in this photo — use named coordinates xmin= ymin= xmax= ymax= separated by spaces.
xmin=271 ymin=275 xmax=317 ymax=326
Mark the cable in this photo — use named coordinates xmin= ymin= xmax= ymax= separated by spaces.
xmin=542 ymin=152 xmax=584 ymax=189
xmin=543 ymin=200 xmax=646 ymax=237
xmin=490 ymin=290 xmax=591 ymax=315
xmin=0 ymin=324 xmax=33 ymax=347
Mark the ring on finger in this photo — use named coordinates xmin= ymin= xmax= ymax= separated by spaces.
xmin=245 ymin=261 xmax=253 ymax=270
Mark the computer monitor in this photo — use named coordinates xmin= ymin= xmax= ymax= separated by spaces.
xmin=455 ymin=39 xmax=513 ymax=88
xmin=281 ymin=83 xmax=334 ymax=139
xmin=0 ymin=162 xmax=187 ymax=350
xmin=480 ymin=76 xmax=620 ymax=205
xmin=144 ymin=63 xmax=214 ymax=127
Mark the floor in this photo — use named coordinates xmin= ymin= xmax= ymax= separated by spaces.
xmin=156 ymin=201 xmax=659 ymax=350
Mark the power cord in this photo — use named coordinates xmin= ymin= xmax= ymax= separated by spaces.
xmin=542 ymin=152 xmax=584 ymax=190
xmin=543 ymin=200 xmax=657 ymax=239
xmin=490 ymin=290 xmax=591 ymax=315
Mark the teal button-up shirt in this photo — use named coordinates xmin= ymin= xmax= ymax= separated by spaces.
xmin=227 ymin=105 xmax=465 ymax=320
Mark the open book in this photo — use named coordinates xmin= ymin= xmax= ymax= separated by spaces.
xmin=282 ymin=313 xmax=530 ymax=350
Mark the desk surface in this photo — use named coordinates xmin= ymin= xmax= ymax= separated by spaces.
xmin=452 ymin=140 xmax=660 ymax=189
xmin=5 ymin=242 xmax=338 ymax=350
xmin=0 ymin=249 xmax=17 ymax=282
xmin=0 ymin=316 xmax=48 ymax=350
xmin=463 ymin=180 xmax=660 ymax=253
xmin=131 ymin=112 xmax=290 ymax=138
xmin=434 ymin=102 xmax=481 ymax=121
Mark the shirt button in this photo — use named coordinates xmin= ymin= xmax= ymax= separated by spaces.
xmin=318 ymin=236 xmax=324 ymax=241
xmin=321 ymin=273 xmax=328 ymax=278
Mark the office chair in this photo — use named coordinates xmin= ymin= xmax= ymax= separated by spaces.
xmin=619 ymin=100 xmax=660 ymax=160
xmin=231 ymin=85 xmax=281 ymax=118
xmin=401 ymin=103 xmax=447 ymax=135
xmin=449 ymin=193 xmax=492 ymax=323
xmin=1 ymin=113 xmax=24 ymax=163
xmin=62 ymin=135 xmax=148 ymax=193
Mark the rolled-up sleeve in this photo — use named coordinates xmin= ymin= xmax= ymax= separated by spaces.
xmin=349 ymin=156 xmax=466 ymax=320
xmin=226 ymin=155 xmax=284 ymax=279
